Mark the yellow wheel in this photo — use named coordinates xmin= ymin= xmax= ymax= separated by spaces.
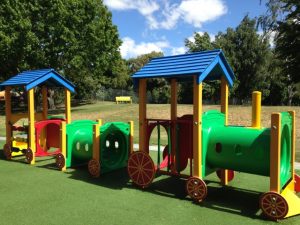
xmin=260 ymin=192 xmax=288 ymax=220
xmin=25 ymin=148 xmax=33 ymax=164
xmin=127 ymin=151 xmax=155 ymax=188
xmin=3 ymin=144 xmax=12 ymax=160
xmin=186 ymin=177 xmax=207 ymax=202
xmin=88 ymin=159 xmax=100 ymax=178
xmin=55 ymin=153 xmax=65 ymax=170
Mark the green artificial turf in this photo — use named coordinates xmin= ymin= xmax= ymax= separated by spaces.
xmin=0 ymin=150 xmax=299 ymax=225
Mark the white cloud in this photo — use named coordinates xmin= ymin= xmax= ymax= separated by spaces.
xmin=104 ymin=0 xmax=227 ymax=30
xmin=120 ymin=37 xmax=169 ymax=58
xmin=178 ymin=0 xmax=227 ymax=28
xmin=171 ymin=47 xmax=187 ymax=55
xmin=103 ymin=0 xmax=159 ymax=16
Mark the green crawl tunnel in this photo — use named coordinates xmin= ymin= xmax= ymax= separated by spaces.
xmin=66 ymin=120 xmax=97 ymax=167
xmin=100 ymin=122 xmax=130 ymax=174
xmin=202 ymin=110 xmax=292 ymax=189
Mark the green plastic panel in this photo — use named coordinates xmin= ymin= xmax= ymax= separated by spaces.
xmin=100 ymin=122 xmax=130 ymax=174
xmin=279 ymin=112 xmax=293 ymax=189
xmin=66 ymin=120 xmax=97 ymax=167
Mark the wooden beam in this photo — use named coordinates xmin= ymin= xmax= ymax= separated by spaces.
xmin=139 ymin=79 xmax=147 ymax=152
xmin=193 ymin=76 xmax=202 ymax=178
xmin=270 ymin=113 xmax=281 ymax=193
xmin=220 ymin=76 xmax=229 ymax=185
xmin=42 ymin=86 xmax=48 ymax=120
xmin=27 ymin=88 xmax=36 ymax=164
xmin=65 ymin=89 xmax=71 ymax=124
xmin=171 ymin=79 xmax=177 ymax=172
xmin=5 ymin=86 xmax=12 ymax=146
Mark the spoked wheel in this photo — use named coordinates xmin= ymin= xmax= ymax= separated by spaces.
xmin=25 ymin=148 xmax=33 ymax=164
xmin=3 ymin=144 xmax=12 ymax=160
xmin=186 ymin=177 xmax=207 ymax=202
xmin=88 ymin=159 xmax=100 ymax=178
xmin=127 ymin=151 xmax=155 ymax=188
xmin=260 ymin=192 xmax=288 ymax=220
xmin=216 ymin=169 xmax=235 ymax=182
xmin=55 ymin=153 xmax=65 ymax=170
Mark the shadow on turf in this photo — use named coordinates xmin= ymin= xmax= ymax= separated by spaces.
xmin=0 ymin=149 xmax=264 ymax=220
xmin=66 ymin=166 xmax=131 ymax=190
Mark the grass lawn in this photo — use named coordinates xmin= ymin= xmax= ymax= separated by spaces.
xmin=0 ymin=153 xmax=299 ymax=225
xmin=0 ymin=102 xmax=300 ymax=225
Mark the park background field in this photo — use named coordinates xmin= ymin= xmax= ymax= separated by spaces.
xmin=0 ymin=102 xmax=299 ymax=225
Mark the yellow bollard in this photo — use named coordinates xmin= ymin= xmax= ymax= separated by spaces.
xmin=252 ymin=91 xmax=261 ymax=129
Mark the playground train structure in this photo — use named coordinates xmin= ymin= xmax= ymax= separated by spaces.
xmin=1 ymin=50 xmax=300 ymax=221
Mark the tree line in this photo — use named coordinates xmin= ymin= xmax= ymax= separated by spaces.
xmin=0 ymin=0 xmax=299 ymax=105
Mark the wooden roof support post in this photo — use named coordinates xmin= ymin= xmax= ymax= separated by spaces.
xmin=270 ymin=113 xmax=281 ymax=193
xmin=193 ymin=76 xmax=203 ymax=178
xmin=42 ymin=86 xmax=48 ymax=120
xmin=5 ymin=86 xmax=12 ymax=146
xmin=171 ymin=79 xmax=177 ymax=173
xmin=220 ymin=76 xmax=229 ymax=185
xmin=28 ymin=88 xmax=36 ymax=164
xmin=139 ymin=79 xmax=147 ymax=152
xmin=65 ymin=88 xmax=71 ymax=124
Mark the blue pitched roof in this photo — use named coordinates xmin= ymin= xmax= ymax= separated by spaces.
xmin=132 ymin=49 xmax=235 ymax=87
xmin=0 ymin=69 xmax=75 ymax=93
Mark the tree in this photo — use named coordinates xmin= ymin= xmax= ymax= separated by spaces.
xmin=126 ymin=52 xmax=171 ymax=103
xmin=185 ymin=32 xmax=215 ymax=52
xmin=185 ymin=16 xmax=272 ymax=103
xmin=215 ymin=16 xmax=272 ymax=102
xmin=259 ymin=0 xmax=300 ymax=105
xmin=0 ymin=0 xmax=128 ymax=100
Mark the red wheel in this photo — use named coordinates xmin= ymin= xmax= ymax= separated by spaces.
xmin=186 ymin=177 xmax=207 ymax=202
xmin=260 ymin=192 xmax=288 ymax=220
xmin=55 ymin=153 xmax=65 ymax=170
xmin=127 ymin=151 xmax=155 ymax=188
xmin=25 ymin=148 xmax=33 ymax=163
xmin=3 ymin=144 xmax=12 ymax=160
xmin=88 ymin=159 xmax=100 ymax=178
xmin=216 ymin=169 xmax=235 ymax=182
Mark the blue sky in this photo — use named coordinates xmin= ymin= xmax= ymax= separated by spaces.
xmin=103 ymin=0 xmax=268 ymax=58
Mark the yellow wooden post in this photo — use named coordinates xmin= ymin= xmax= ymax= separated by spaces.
xmin=93 ymin=119 xmax=102 ymax=162
xmin=65 ymin=89 xmax=71 ymax=124
xmin=139 ymin=79 xmax=147 ymax=152
xmin=220 ymin=76 xmax=229 ymax=185
xmin=220 ymin=76 xmax=228 ymax=125
xmin=270 ymin=113 xmax=281 ymax=193
xmin=252 ymin=91 xmax=261 ymax=129
xmin=129 ymin=121 xmax=134 ymax=154
xmin=5 ymin=86 xmax=12 ymax=146
xmin=28 ymin=88 xmax=36 ymax=164
xmin=60 ymin=121 xmax=66 ymax=171
xmin=193 ymin=76 xmax=202 ymax=178
xmin=171 ymin=79 xmax=177 ymax=172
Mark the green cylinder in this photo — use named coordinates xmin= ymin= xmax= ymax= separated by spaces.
xmin=205 ymin=126 xmax=271 ymax=176
xmin=66 ymin=120 xmax=97 ymax=167
xmin=202 ymin=110 xmax=292 ymax=185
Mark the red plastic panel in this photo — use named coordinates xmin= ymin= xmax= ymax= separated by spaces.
xmin=295 ymin=174 xmax=300 ymax=193
xmin=35 ymin=119 xmax=63 ymax=157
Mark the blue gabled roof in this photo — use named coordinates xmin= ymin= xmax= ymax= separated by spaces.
xmin=0 ymin=69 xmax=75 ymax=93
xmin=132 ymin=49 xmax=235 ymax=87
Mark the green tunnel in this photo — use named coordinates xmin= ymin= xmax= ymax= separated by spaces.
xmin=66 ymin=120 xmax=129 ymax=174
xmin=202 ymin=110 xmax=293 ymax=189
